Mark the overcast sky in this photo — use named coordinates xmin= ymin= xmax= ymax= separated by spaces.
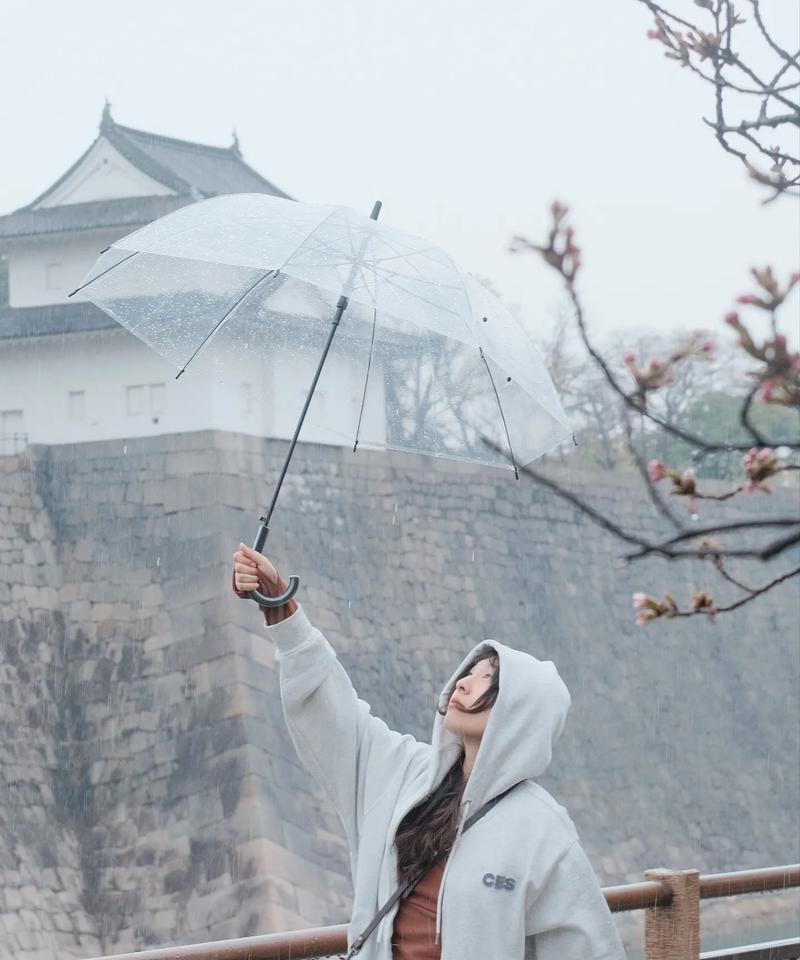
xmin=1 ymin=0 xmax=797 ymax=347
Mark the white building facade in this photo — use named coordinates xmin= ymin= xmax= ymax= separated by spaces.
xmin=0 ymin=107 xmax=385 ymax=453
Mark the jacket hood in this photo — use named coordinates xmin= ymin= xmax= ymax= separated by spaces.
xmin=429 ymin=639 xmax=572 ymax=812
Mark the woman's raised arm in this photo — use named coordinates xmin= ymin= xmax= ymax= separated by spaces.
xmin=232 ymin=545 xmax=429 ymax=848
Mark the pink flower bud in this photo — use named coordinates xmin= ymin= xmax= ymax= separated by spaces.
xmin=736 ymin=294 xmax=760 ymax=305
xmin=758 ymin=380 xmax=775 ymax=402
xmin=623 ymin=353 xmax=637 ymax=366
xmin=724 ymin=311 xmax=740 ymax=326
xmin=632 ymin=592 xmax=651 ymax=610
xmin=647 ymin=459 xmax=667 ymax=482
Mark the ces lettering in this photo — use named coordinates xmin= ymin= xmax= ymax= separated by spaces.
xmin=482 ymin=872 xmax=516 ymax=891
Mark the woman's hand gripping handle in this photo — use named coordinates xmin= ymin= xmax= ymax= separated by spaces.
xmin=232 ymin=543 xmax=299 ymax=625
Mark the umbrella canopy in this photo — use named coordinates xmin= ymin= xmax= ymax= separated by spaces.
xmin=76 ymin=193 xmax=572 ymax=471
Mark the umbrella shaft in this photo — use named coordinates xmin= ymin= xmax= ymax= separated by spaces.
xmin=257 ymin=199 xmax=382 ymax=541
xmin=259 ymin=295 xmax=348 ymax=529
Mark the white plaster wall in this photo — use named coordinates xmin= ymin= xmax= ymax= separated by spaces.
xmin=0 ymin=329 xmax=212 ymax=444
xmin=0 ymin=328 xmax=387 ymax=448
xmin=37 ymin=138 xmax=173 ymax=208
xmin=9 ymin=230 xmax=122 ymax=307
xmin=266 ymin=348 xmax=386 ymax=447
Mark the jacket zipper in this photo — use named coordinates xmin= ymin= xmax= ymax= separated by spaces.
xmin=374 ymin=785 xmax=432 ymax=949
xmin=434 ymin=798 xmax=472 ymax=946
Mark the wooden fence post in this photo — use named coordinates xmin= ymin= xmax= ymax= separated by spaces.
xmin=644 ymin=868 xmax=700 ymax=960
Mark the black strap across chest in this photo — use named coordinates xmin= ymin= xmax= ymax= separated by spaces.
xmin=341 ymin=779 xmax=526 ymax=959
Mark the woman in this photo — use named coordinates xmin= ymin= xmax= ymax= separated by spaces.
xmin=232 ymin=543 xmax=626 ymax=960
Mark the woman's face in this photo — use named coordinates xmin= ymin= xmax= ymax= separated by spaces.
xmin=443 ymin=656 xmax=497 ymax=739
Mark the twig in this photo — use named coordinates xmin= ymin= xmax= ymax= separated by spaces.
xmin=623 ymin=518 xmax=800 ymax=559
xmin=622 ymin=409 xmax=684 ymax=531
xmin=671 ymin=565 xmax=800 ymax=619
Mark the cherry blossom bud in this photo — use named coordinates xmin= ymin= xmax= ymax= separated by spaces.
xmin=691 ymin=591 xmax=715 ymax=614
xmin=724 ymin=311 xmax=740 ymax=327
xmin=647 ymin=459 xmax=667 ymax=482
xmin=632 ymin=592 xmax=651 ymax=610
xmin=758 ymin=380 xmax=775 ymax=402
xmin=623 ymin=353 xmax=637 ymax=366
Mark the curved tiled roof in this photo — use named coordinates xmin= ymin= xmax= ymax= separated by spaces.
xmin=0 ymin=302 xmax=118 ymax=340
xmin=108 ymin=119 xmax=289 ymax=200
xmin=0 ymin=195 xmax=190 ymax=241
xmin=0 ymin=106 xmax=292 ymax=241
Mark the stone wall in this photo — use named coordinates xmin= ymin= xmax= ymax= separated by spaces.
xmin=1 ymin=430 xmax=798 ymax=957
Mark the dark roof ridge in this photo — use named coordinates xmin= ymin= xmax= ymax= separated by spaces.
xmin=113 ymin=120 xmax=238 ymax=156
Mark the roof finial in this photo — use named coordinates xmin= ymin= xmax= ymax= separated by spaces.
xmin=231 ymin=128 xmax=241 ymax=156
xmin=101 ymin=98 xmax=113 ymax=130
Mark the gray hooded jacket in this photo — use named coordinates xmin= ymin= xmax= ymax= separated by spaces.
xmin=266 ymin=605 xmax=627 ymax=959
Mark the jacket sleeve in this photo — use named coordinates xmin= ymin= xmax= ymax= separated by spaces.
xmin=524 ymin=840 xmax=627 ymax=960
xmin=265 ymin=604 xmax=429 ymax=848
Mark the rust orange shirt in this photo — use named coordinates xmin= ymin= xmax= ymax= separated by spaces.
xmin=391 ymin=859 xmax=446 ymax=960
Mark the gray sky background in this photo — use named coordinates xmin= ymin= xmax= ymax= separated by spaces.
xmin=1 ymin=0 xmax=797 ymax=349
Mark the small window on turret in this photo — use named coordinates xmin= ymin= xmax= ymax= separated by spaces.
xmin=68 ymin=391 xmax=86 ymax=421
xmin=126 ymin=385 xmax=144 ymax=415
xmin=150 ymin=383 xmax=166 ymax=415
xmin=0 ymin=256 xmax=8 ymax=306
xmin=45 ymin=262 xmax=63 ymax=290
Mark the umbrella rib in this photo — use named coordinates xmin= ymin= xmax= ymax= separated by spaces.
xmin=67 ymin=250 xmax=140 ymax=299
xmin=175 ymin=269 xmax=277 ymax=379
xmin=478 ymin=346 xmax=519 ymax=478
xmin=353 ymin=306 xmax=378 ymax=452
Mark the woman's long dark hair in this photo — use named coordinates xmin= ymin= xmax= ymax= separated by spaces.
xmin=394 ymin=644 xmax=499 ymax=885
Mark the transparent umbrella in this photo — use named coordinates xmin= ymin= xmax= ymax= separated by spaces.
xmin=72 ymin=193 xmax=573 ymax=606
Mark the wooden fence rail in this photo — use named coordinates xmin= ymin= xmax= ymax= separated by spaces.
xmin=83 ymin=863 xmax=800 ymax=960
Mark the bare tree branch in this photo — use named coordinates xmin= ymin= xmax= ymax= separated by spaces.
xmin=623 ymin=518 xmax=800 ymax=560
xmin=661 ymin=565 xmax=800 ymax=620
xmin=633 ymin=0 xmax=800 ymax=198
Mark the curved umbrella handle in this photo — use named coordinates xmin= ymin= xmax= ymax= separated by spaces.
xmin=249 ymin=576 xmax=300 ymax=609
xmin=247 ymin=522 xmax=300 ymax=609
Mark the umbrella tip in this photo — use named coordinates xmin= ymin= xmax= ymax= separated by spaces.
xmin=370 ymin=201 xmax=382 ymax=221
xmin=175 ymin=368 xmax=185 ymax=380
